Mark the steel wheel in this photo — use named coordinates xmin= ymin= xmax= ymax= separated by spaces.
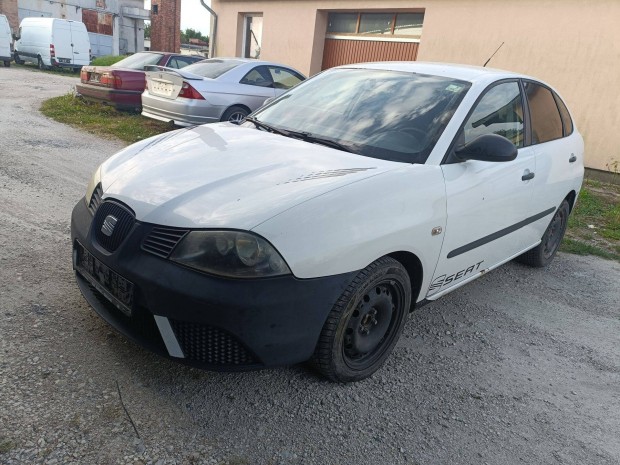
xmin=515 ymin=199 xmax=570 ymax=267
xmin=312 ymin=256 xmax=411 ymax=382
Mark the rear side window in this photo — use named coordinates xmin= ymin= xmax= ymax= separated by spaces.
xmin=524 ymin=82 xmax=563 ymax=144
xmin=462 ymin=81 xmax=524 ymax=148
xmin=553 ymin=92 xmax=574 ymax=136
xmin=267 ymin=66 xmax=304 ymax=90
xmin=182 ymin=59 xmax=242 ymax=78
xmin=240 ymin=66 xmax=274 ymax=87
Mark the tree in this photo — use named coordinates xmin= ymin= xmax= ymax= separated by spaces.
xmin=144 ymin=22 xmax=151 ymax=38
xmin=180 ymin=28 xmax=209 ymax=45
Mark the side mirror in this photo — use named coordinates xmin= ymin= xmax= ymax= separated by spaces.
xmin=12 ymin=33 xmax=20 ymax=41
xmin=455 ymin=134 xmax=517 ymax=162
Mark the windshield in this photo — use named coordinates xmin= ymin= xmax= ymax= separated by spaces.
xmin=251 ymin=68 xmax=471 ymax=163
xmin=182 ymin=59 xmax=243 ymax=79
xmin=112 ymin=52 xmax=165 ymax=70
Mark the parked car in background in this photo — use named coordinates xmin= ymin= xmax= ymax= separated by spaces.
xmin=76 ymin=52 xmax=204 ymax=111
xmin=14 ymin=17 xmax=90 ymax=71
xmin=0 ymin=14 xmax=12 ymax=67
xmin=141 ymin=58 xmax=306 ymax=125
xmin=73 ymin=62 xmax=583 ymax=382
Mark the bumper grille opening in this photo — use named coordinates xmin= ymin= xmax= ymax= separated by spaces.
xmin=169 ymin=320 xmax=259 ymax=366
xmin=142 ymin=226 xmax=189 ymax=258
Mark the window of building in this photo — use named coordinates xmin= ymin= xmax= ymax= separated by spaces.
xmin=462 ymin=82 xmax=524 ymax=148
xmin=524 ymin=82 xmax=563 ymax=144
xmin=326 ymin=11 xmax=424 ymax=37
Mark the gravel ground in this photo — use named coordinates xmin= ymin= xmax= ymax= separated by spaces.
xmin=1 ymin=67 xmax=619 ymax=465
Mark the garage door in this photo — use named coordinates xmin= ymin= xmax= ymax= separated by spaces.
xmin=322 ymin=11 xmax=423 ymax=71
xmin=322 ymin=38 xmax=419 ymax=70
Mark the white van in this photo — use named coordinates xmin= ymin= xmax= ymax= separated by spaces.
xmin=0 ymin=14 xmax=12 ymax=67
xmin=14 ymin=17 xmax=90 ymax=71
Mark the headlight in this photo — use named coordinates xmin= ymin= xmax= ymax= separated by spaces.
xmin=84 ymin=165 xmax=102 ymax=206
xmin=170 ymin=231 xmax=291 ymax=278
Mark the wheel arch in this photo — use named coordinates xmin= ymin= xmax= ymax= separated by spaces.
xmin=387 ymin=251 xmax=424 ymax=312
xmin=565 ymin=190 xmax=577 ymax=213
xmin=224 ymin=103 xmax=251 ymax=116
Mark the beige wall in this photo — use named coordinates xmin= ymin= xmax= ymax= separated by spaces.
xmin=212 ymin=0 xmax=620 ymax=171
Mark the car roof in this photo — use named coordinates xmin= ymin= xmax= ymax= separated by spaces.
xmin=337 ymin=61 xmax=529 ymax=83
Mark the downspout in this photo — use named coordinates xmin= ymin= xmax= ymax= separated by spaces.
xmin=199 ymin=0 xmax=217 ymax=58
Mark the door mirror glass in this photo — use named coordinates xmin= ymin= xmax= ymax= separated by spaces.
xmin=455 ymin=134 xmax=517 ymax=162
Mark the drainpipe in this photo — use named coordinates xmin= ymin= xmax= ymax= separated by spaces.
xmin=199 ymin=0 xmax=217 ymax=58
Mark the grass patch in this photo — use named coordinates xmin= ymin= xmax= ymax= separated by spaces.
xmin=562 ymin=179 xmax=620 ymax=261
xmin=91 ymin=55 xmax=128 ymax=66
xmin=13 ymin=62 xmax=79 ymax=76
xmin=41 ymin=93 xmax=174 ymax=143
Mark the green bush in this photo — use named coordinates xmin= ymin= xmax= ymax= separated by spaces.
xmin=90 ymin=55 xmax=128 ymax=66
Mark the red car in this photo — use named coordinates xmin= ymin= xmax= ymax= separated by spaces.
xmin=76 ymin=52 xmax=204 ymax=111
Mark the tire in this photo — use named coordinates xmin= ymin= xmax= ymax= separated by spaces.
xmin=516 ymin=199 xmax=570 ymax=267
xmin=14 ymin=53 xmax=24 ymax=65
xmin=221 ymin=106 xmax=249 ymax=125
xmin=37 ymin=56 xmax=45 ymax=70
xmin=3 ymin=60 xmax=9 ymax=67
xmin=312 ymin=256 xmax=412 ymax=383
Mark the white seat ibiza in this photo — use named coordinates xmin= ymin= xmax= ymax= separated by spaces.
xmin=72 ymin=62 xmax=584 ymax=382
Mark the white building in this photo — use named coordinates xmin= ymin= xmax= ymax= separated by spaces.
xmin=17 ymin=0 xmax=149 ymax=57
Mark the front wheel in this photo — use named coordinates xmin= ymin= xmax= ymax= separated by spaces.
xmin=516 ymin=199 xmax=570 ymax=267
xmin=312 ymin=256 xmax=412 ymax=383
xmin=221 ymin=106 xmax=249 ymax=125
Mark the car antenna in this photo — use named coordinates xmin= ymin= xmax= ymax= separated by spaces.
xmin=483 ymin=42 xmax=505 ymax=67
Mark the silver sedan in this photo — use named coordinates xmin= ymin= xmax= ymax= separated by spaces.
xmin=141 ymin=58 xmax=306 ymax=126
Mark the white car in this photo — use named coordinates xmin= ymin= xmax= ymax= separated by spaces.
xmin=72 ymin=62 xmax=584 ymax=382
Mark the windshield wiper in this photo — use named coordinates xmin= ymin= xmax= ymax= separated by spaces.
xmin=244 ymin=116 xmax=291 ymax=137
xmin=286 ymin=131 xmax=358 ymax=154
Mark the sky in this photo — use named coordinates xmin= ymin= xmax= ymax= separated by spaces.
xmin=144 ymin=0 xmax=212 ymax=37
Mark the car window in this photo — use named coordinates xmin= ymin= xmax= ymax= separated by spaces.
xmin=181 ymin=59 xmax=243 ymax=79
xmin=267 ymin=66 xmax=304 ymax=90
xmin=462 ymin=81 xmax=524 ymax=148
xmin=112 ymin=52 xmax=165 ymax=70
xmin=553 ymin=91 xmax=574 ymax=137
xmin=524 ymin=81 xmax=563 ymax=144
xmin=240 ymin=66 xmax=274 ymax=87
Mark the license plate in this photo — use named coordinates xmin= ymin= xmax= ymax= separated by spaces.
xmin=151 ymin=80 xmax=174 ymax=96
xmin=58 ymin=58 xmax=71 ymax=64
xmin=89 ymin=73 xmax=101 ymax=83
xmin=75 ymin=242 xmax=134 ymax=316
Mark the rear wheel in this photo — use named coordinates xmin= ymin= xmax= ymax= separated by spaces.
xmin=516 ymin=199 xmax=570 ymax=267
xmin=221 ymin=106 xmax=249 ymax=125
xmin=14 ymin=53 xmax=24 ymax=65
xmin=312 ymin=256 xmax=411 ymax=383
xmin=37 ymin=56 xmax=45 ymax=70
xmin=3 ymin=60 xmax=9 ymax=67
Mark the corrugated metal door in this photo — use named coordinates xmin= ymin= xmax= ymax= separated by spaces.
xmin=322 ymin=38 xmax=419 ymax=70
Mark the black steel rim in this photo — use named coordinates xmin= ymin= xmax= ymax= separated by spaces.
xmin=543 ymin=207 xmax=567 ymax=259
xmin=342 ymin=279 xmax=405 ymax=370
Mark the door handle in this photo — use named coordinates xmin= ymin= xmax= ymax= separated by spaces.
xmin=522 ymin=171 xmax=535 ymax=181
xmin=569 ymin=154 xmax=577 ymax=163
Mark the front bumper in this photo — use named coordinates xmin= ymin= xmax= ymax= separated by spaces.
xmin=71 ymin=198 xmax=356 ymax=370
xmin=76 ymin=83 xmax=142 ymax=111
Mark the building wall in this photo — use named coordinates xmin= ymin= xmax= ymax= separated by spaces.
xmin=150 ymin=0 xmax=181 ymax=52
xmin=211 ymin=0 xmax=620 ymax=172
xmin=0 ymin=0 xmax=19 ymax=32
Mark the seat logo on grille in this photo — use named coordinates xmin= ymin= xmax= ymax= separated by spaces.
xmin=101 ymin=215 xmax=118 ymax=237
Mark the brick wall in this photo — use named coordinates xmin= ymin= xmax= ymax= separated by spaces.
xmin=0 ymin=0 xmax=19 ymax=32
xmin=150 ymin=0 xmax=181 ymax=53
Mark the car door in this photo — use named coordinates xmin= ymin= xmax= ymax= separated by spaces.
xmin=522 ymin=81 xmax=584 ymax=239
xmin=266 ymin=66 xmax=305 ymax=96
xmin=69 ymin=22 xmax=90 ymax=66
xmin=52 ymin=21 xmax=73 ymax=66
xmin=427 ymin=80 xmax=540 ymax=299
xmin=237 ymin=65 xmax=276 ymax=109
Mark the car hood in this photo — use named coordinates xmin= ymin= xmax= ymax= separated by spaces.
xmin=100 ymin=124 xmax=397 ymax=229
